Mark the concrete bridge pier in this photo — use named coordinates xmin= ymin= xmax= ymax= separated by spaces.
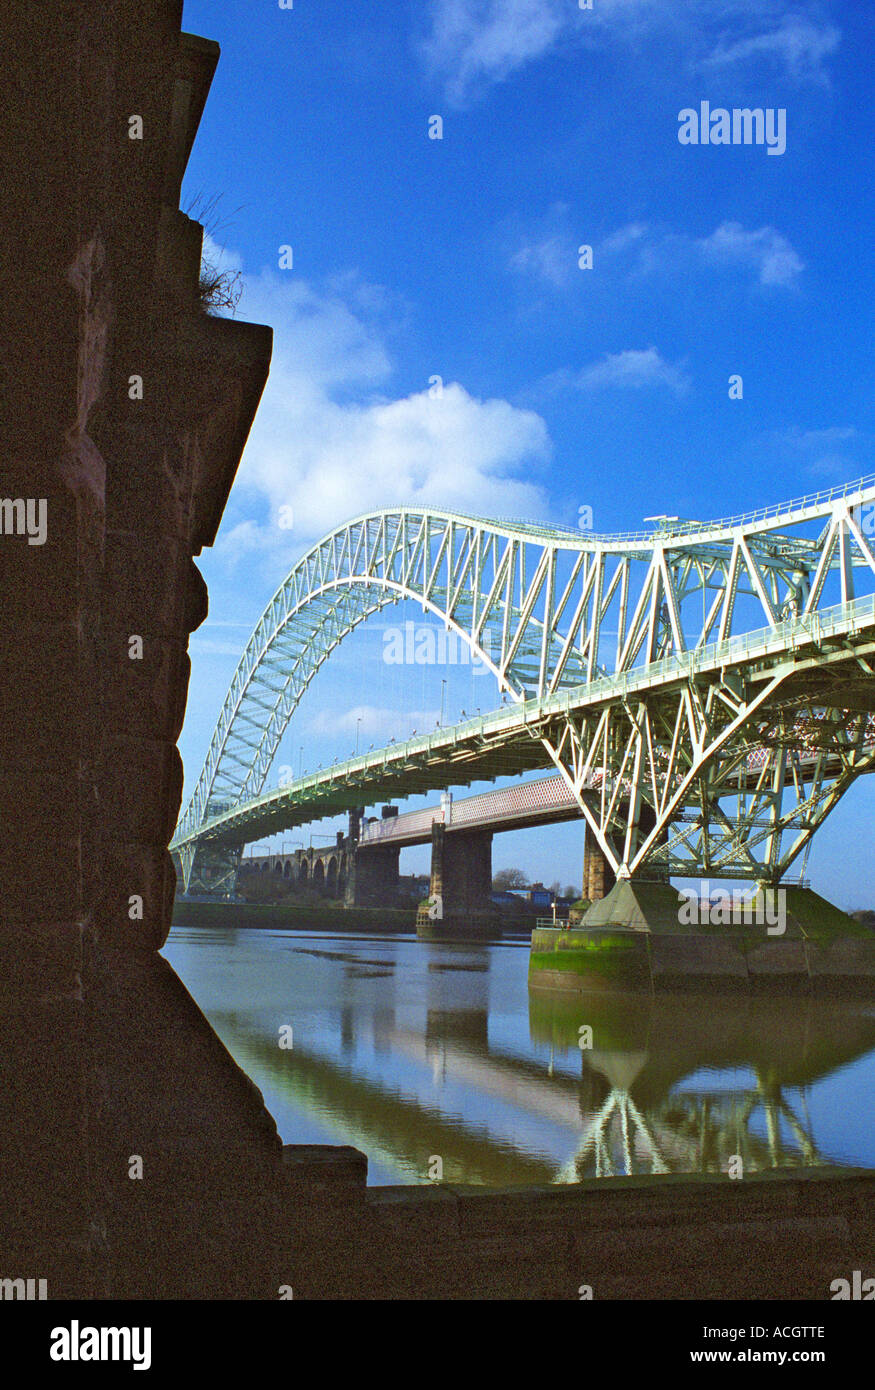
xmin=345 ymin=845 xmax=401 ymax=908
xmin=417 ymin=823 xmax=500 ymax=939
xmin=583 ymin=829 xmax=616 ymax=903
xmin=583 ymin=802 xmax=669 ymax=905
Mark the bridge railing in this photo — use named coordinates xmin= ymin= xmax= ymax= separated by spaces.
xmin=491 ymin=471 xmax=875 ymax=546
xmin=360 ymin=806 xmax=441 ymax=843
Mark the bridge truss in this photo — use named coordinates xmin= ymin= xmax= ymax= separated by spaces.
xmin=174 ymin=476 xmax=875 ymax=891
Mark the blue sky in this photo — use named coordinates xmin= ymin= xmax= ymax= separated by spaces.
xmin=178 ymin=0 xmax=875 ymax=902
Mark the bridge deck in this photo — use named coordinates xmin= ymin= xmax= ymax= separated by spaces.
xmin=358 ymin=775 xmax=584 ymax=847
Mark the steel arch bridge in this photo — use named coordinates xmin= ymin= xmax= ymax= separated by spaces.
xmin=173 ymin=476 xmax=875 ymax=893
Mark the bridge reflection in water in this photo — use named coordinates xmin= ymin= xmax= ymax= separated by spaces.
xmin=530 ymin=990 xmax=872 ymax=1183
xmin=164 ymin=926 xmax=875 ymax=1188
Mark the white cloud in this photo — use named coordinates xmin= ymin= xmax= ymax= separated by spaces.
xmin=509 ymin=235 xmax=571 ymax=287
xmin=303 ymin=704 xmax=440 ymax=742
xmin=574 ymin=347 xmax=691 ymax=395
xmin=601 ymin=220 xmax=804 ymax=289
xmin=704 ymin=16 xmax=840 ymax=85
xmin=778 ymin=425 xmax=862 ymax=478
xmin=602 ymin=223 xmax=649 ymax=255
xmin=511 ymin=213 xmax=803 ymax=296
xmin=695 ymin=222 xmax=804 ymax=288
xmin=758 ymin=425 xmax=864 ymax=481
xmin=187 ymin=636 xmax=254 ymax=658
xmin=506 ymin=202 xmax=579 ymax=288
xmin=211 ymin=256 xmax=552 ymax=565
xmin=188 ymin=617 xmax=260 ymax=658
xmin=784 ymin=426 xmax=859 ymax=450
xmin=806 ymin=456 xmax=860 ymax=479
xmin=421 ymin=0 xmax=566 ymax=107
xmin=420 ymin=0 xmax=840 ymax=104
xmin=199 ymin=230 xmax=244 ymax=283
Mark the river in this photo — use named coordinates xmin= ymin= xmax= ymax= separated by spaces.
xmin=163 ymin=923 xmax=875 ymax=1187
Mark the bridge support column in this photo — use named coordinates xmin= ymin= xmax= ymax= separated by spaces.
xmin=583 ymin=828 xmax=616 ymax=903
xmin=183 ymin=843 xmax=243 ymax=897
xmin=346 ymin=845 xmax=400 ymax=907
xmin=417 ymin=824 xmax=500 ymax=939
xmin=634 ymin=803 xmax=670 ymax=883
xmin=583 ymin=803 xmax=668 ymax=904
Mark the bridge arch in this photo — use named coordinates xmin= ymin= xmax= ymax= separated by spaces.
xmin=177 ymin=508 xmax=597 ymax=837
xmin=326 ymin=855 xmax=339 ymax=896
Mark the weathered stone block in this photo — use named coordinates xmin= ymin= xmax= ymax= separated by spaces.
xmin=103 ymin=528 xmax=190 ymax=635
xmin=0 ymin=919 xmax=87 ymax=1000
xmin=0 ymin=840 xmax=82 ymax=923
xmin=97 ymin=843 xmax=176 ymax=951
xmin=102 ymin=630 xmax=189 ymax=741
xmin=806 ymin=936 xmax=875 ymax=986
xmin=648 ymin=933 xmax=749 ymax=985
xmin=282 ymin=1145 xmax=368 ymax=1206
xmin=98 ymin=737 xmax=183 ymax=843
xmin=184 ymin=559 xmax=209 ymax=633
xmin=744 ymin=936 xmax=809 ymax=981
xmin=368 ymin=1184 xmax=460 ymax=1241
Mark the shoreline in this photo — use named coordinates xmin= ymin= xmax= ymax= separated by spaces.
xmin=172 ymin=901 xmax=418 ymax=932
xmin=171 ymin=900 xmax=539 ymax=939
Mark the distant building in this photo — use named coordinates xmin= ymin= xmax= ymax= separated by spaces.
xmin=398 ymin=874 xmax=430 ymax=902
xmin=527 ymin=883 xmax=553 ymax=908
xmin=491 ymin=883 xmax=556 ymax=910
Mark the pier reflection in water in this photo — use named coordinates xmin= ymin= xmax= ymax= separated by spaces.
xmin=164 ymin=925 xmax=875 ymax=1187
